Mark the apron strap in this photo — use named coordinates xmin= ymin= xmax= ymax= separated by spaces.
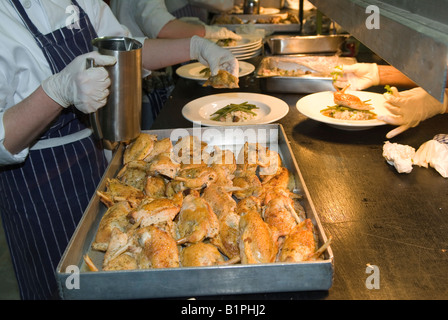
xmin=9 ymin=0 xmax=96 ymax=74
xmin=8 ymin=0 xmax=42 ymax=37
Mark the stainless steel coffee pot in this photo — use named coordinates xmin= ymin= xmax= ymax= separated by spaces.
xmin=89 ymin=36 xmax=142 ymax=149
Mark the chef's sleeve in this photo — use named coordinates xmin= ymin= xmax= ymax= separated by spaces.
xmin=134 ymin=0 xmax=177 ymax=39
xmin=0 ymin=69 xmax=29 ymax=165
xmin=92 ymin=0 xmax=147 ymax=47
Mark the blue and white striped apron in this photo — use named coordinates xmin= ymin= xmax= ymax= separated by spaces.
xmin=0 ymin=0 xmax=107 ymax=300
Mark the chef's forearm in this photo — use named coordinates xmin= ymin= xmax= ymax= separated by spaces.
xmin=3 ymin=86 xmax=61 ymax=154
xmin=157 ymin=20 xmax=206 ymax=39
xmin=378 ymin=65 xmax=448 ymax=88
xmin=377 ymin=65 xmax=417 ymax=87
xmin=142 ymin=38 xmax=191 ymax=71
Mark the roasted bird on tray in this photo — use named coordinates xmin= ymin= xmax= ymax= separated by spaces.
xmin=85 ymin=133 xmax=331 ymax=271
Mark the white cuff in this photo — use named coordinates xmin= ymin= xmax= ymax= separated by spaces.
xmin=0 ymin=112 xmax=28 ymax=165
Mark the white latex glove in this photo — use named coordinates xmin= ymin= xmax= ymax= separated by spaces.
xmin=42 ymin=51 xmax=117 ymax=114
xmin=204 ymin=25 xmax=242 ymax=40
xmin=378 ymin=87 xmax=448 ymax=139
xmin=190 ymin=35 xmax=238 ymax=77
xmin=334 ymin=63 xmax=380 ymax=90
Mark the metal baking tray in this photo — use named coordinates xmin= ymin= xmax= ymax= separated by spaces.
xmin=256 ymin=55 xmax=356 ymax=93
xmin=267 ymin=35 xmax=349 ymax=55
xmin=56 ymin=124 xmax=333 ymax=299
xmin=211 ymin=13 xmax=301 ymax=33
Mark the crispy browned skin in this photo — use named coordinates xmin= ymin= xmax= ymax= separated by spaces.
xmin=147 ymin=153 xmax=180 ymax=179
xmin=92 ymin=201 xmax=132 ymax=252
xmin=91 ymin=133 xmax=331 ymax=272
xmin=238 ymin=210 xmax=279 ymax=264
xmin=176 ymin=191 xmax=219 ymax=245
xmin=202 ymin=184 xmax=236 ymax=218
xmin=180 ymin=242 xmax=225 ymax=267
xmin=235 ymin=196 xmax=262 ymax=215
xmin=333 ymin=85 xmax=373 ymax=111
xmin=97 ymin=178 xmax=145 ymax=208
xmin=123 ymin=133 xmax=157 ymax=164
xmin=277 ymin=219 xmax=317 ymax=262
xmin=102 ymin=228 xmax=137 ymax=271
xmin=127 ymin=192 xmax=183 ymax=227
xmin=137 ymin=225 xmax=180 ymax=268
xmin=203 ymin=69 xmax=239 ymax=89
xmin=263 ymin=195 xmax=299 ymax=237
xmin=211 ymin=210 xmax=240 ymax=259
xmin=144 ymin=175 xmax=166 ymax=198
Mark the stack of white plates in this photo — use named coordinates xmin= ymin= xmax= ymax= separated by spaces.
xmin=217 ymin=35 xmax=263 ymax=60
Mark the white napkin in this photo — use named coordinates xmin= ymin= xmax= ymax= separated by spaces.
xmin=382 ymin=141 xmax=415 ymax=174
xmin=413 ymin=134 xmax=448 ymax=178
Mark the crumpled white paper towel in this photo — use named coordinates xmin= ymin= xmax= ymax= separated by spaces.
xmin=382 ymin=141 xmax=416 ymax=174
xmin=413 ymin=134 xmax=448 ymax=178
xmin=382 ymin=134 xmax=448 ymax=177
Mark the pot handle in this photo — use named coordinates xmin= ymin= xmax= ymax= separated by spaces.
xmin=86 ymin=58 xmax=103 ymax=140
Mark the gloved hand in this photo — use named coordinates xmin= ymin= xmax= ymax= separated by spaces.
xmin=42 ymin=51 xmax=117 ymax=114
xmin=190 ymin=35 xmax=238 ymax=77
xmin=204 ymin=25 xmax=242 ymax=40
xmin=378 ymin=87 xmax=448 ymax=139
xmin=334 ymin=63 xmax=380 ymax=90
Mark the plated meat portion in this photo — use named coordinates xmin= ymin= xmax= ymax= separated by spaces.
xmin=333 ymin=85 xmax=373 ymax=111
xmin=86 ymin=134 xmax=330 ymax=271
xmin=321 ymin=85 xmax=377 ymax=121
xmin=203 ymin=69 xmax=239 ymax=89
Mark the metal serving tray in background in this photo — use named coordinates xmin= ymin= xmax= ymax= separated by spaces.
xmin=256 ymin=55 xmax=356 ymax=94
xmin=267 ymin=35 xmax=349 ymax=55
xmin=211 ymin=13 xmax=300 ymax=33
xmin=56 ymin=124 xmax=333 ymax=300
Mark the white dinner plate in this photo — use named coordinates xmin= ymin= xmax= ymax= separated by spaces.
xmin=260 ymin=7 xmax=281 ymax=14
xmin=176 ymin=61 xmax=255 ymax=81
xmin=182 ymin=92 xmax=289 ymax=126
xmin=234 ymin=49 xmax=262 ymax=60
xmin=296 ymin=90 xmax=390 ymax=131
xmin=229 ymin=42 xmax=263 ymax=54
xmin=217 ymin=35 xmax=262 ymax=50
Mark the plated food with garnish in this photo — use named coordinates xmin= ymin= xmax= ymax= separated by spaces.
xmin=209 ymin=101 xmax=259 ymax=123
xmin=202 ymin=69 xmax=239 ymax=89
xmin=182 ymin=92 xmax=289 ymax=126
xmin=176 ymin=61 xmax=255 ymax=82
xmin=296 ymin=89 xmax=391 ymax=131
xmin=320 ymin=85 xmax=377 ymax=120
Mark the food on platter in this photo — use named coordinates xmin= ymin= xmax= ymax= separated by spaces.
xmin=85 ymin=134 xmax=331 ymax=271
xmin=200 ymin=66 xmax=244 ymax=79
xmin=256 ymin=13 xmax=299 ymax=25
xmin=203 ymin=69 xmax=239 ymax=89
xmin=209 ymin=101 xmax=259 ymax=123
xmin=320 ymin=105 xmax=377 ymax=120
xmin=216 ymin=38 xmax=237 ymax=47
xmin=258 ymin=66 xmax=314 ymax=77
xmin=320 ymin=85 xmax=377 ymax=120
xmin=213 ymin=13 xmax=299 ymax=25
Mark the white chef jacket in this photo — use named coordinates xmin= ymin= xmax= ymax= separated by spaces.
xmin=110 ymin=0 xmax=178 ymax=39
xmin=0 ymin=0 xmax=145 ymax=165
